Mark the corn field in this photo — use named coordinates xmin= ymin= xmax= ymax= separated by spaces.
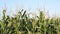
xmin=0 ymin=9 xmax=60 ymax=34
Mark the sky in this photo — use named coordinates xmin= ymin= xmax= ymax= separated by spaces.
xmin=0 ymin=0 xmax=60 ymax=18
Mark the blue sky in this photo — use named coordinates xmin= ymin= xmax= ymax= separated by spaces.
xmin=0 ymin=0 xmax=60 ymax=18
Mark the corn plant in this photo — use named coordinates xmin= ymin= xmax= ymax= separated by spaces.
xmin=0 ymin=9 xmax=60 ymax=34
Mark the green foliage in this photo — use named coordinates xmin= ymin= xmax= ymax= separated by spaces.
xmin=0 ymin=9 xmax=60 ymax=34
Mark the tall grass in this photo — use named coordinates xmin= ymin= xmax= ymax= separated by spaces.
xmin=0 ymin=9 xmax=60 ymax=34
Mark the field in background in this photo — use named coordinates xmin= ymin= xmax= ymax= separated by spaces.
xmin=0 ymin=9 xmax=60 ymax=34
